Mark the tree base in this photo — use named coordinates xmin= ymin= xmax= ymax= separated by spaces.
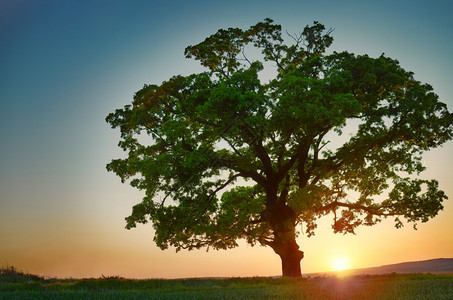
xmin=280 ymin=249 xmax=304 ymax=277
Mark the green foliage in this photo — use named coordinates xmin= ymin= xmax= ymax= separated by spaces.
xmin=106 ymin=19 xmax=452 ymax=257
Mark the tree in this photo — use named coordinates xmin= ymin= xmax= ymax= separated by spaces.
xmin=106 ymin=19 xmax=453 ymax=277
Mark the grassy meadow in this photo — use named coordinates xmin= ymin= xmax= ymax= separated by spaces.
xmin=1 ymin=266 xmax=452 ymax=299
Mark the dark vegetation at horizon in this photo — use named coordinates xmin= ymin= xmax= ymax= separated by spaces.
xmin=1 ymin=266 xmax=453 ymax=299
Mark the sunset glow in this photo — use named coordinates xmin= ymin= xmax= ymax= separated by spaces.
xmin=331 ymin=256 xmax=351 ymax=272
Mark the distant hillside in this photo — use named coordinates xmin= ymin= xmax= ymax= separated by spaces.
xmin=344 ymin=258 xmax=453 ymax=276
xmin=307 ymin=258 xmax=453 ymax=277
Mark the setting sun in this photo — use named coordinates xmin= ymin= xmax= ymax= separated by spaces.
xmin=331 ymin=256 xmax=351 ymax=272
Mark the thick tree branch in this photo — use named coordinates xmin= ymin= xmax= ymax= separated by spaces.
xmin=298 ymin=130 xmax=329 ymax=187
xmin=278 ymin=174 xmax=291 ymax=205
xmin=238 ymin=122 xmax=275 ymax=178
xmin=205 ymin=173 xmax=241 ymax=202
xmin=221 ymin=135 xmax=243 ymax=156
xmin=217 ymin=158 xmax=268 ymax=186
xmin=277 ymin=145 xmax=304 ymax=180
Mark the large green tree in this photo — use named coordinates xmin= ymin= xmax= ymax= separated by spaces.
xmin=106 ymin=19 xmax=452 ymax=277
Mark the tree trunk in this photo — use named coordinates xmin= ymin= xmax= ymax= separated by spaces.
xmin=267 ymin=210 xmax=304 ymax=277
xmin=276 ymin=239 xmax=304 ymax=277
xmin=264 ymin=197 xmax=304 ymax=277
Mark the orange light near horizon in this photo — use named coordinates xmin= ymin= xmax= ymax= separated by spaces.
xmin=331 ymin=255 xmax=350 ymax=272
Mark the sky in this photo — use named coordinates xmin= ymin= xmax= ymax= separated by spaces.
xmin=0 ymin=0 xmax=452 ymax=279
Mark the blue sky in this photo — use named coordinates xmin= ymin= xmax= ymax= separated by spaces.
xmin=1 ymin=0 xmax=452 ymax=278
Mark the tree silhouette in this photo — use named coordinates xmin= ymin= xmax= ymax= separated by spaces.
xmin=106 ymin=19 xmax=452 ymax=277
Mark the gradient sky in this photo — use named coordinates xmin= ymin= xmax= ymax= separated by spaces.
xmin=1 ymin=0 xmax=452 ymax=279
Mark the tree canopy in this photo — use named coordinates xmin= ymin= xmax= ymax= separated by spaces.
xmin=106 ymin=19 xmax=452 ymax=277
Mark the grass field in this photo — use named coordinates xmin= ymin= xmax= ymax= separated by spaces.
xmin=1 ymin=266 xmax=452 ymax=299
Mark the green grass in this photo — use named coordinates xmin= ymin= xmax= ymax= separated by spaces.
xmin=1 ymin=266 xmax=452 ymax=299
